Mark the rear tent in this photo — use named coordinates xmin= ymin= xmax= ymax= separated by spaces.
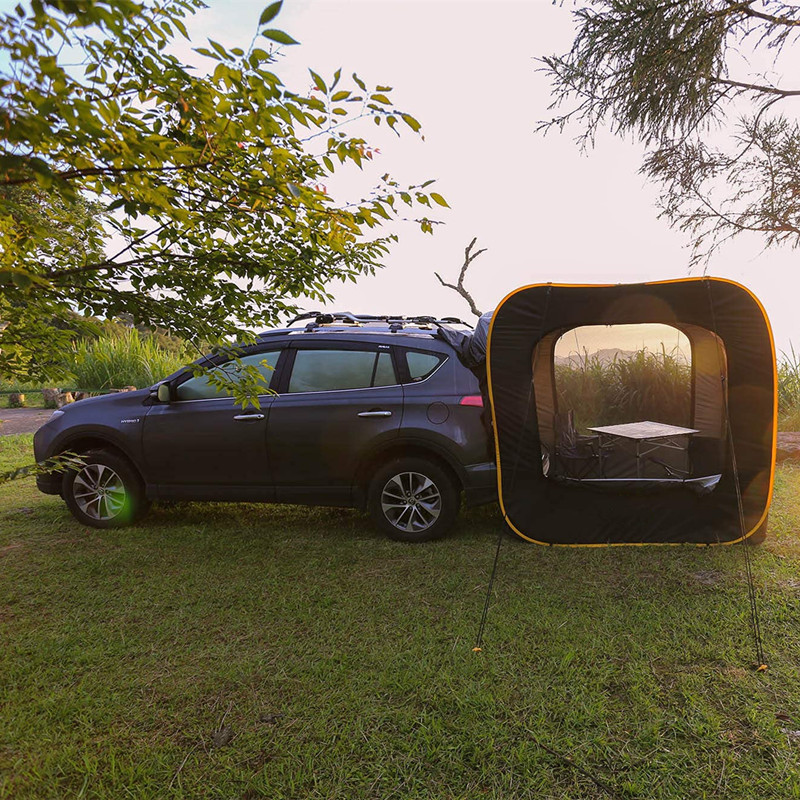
xmin=487 ymin=278 xmax=777 ymax=545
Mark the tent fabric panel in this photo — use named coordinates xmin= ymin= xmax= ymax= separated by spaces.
xmin=677 ymin=324 xmax=726 ymax=441
xmin=532 ymin=330 xmax=561 ymax=455
xmin=487 ymin=278 xmax=776 ymax=546
xmin=704 ymin=280 xmax=776 ymax=537
xmin=679 ymin=324 xmax=727 ymax=477
xmin=501 ymin=479 xmax=741 ymax=545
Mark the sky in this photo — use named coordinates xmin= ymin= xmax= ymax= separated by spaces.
xmin=167 ymin=1 xmax=795 ymax=354
xmin=553 ymin=324 xmax=690 ymax=361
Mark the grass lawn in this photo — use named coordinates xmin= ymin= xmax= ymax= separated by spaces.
xmin=2 ymin=433 xmax=800 ymax=799
xmin=1 ymin=394 xmax=46 ymax=410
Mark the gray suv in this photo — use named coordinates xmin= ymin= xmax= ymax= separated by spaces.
xmin=34 ymin=314 xmax=496 ymax=541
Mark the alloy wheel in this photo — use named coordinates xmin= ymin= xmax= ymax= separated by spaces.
xmin=72 ymin=463 xmax=127 ymax=521
xmin=380 ymin=471 xmax=442 ymax=532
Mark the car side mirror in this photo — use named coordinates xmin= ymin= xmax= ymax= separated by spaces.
xmin=157 ymin=384 xmax=171 ymax=403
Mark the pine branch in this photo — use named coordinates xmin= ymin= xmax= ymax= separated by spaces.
xmin=711 ymin=77 xmax=800 ymax=97
xmin=724 ymin=0 xmax=800 ymax=28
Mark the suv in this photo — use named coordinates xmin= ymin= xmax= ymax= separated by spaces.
xmin=34 ymin=314 xmax=497 ymax=542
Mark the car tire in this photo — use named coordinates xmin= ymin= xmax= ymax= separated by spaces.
xmin=368 ymin=456 xmax=460 ymax=542
xmin=62 ymin=448 xmax=150 ymax=528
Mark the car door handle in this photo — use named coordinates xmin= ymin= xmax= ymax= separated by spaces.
xmin=233 ymin=413 xmax=265 ymax=421
xmin=358 ymin=410 xmax=392 ymax=417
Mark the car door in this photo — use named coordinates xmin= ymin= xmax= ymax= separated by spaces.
xmin=266 ymin=342 xmax=403 ymax=503
xmin=141 ymin=348 xmax=283 ymax=500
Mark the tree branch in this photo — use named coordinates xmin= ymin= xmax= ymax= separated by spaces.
xmin=2 ymin=159 xmax=218 ymax=187
xmin=724 ymin=0 xmax=800 ymax=28
xmin=711 ymin=77 xmax=800 ymax=97
xmin=434 ymin=237 xmax=485 ymax=318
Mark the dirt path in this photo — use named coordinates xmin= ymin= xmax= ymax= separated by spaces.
xmin=0 ymin=408 xmax=54 ymax=436
xmin=779 ymin=432 xmax=800 ymax=462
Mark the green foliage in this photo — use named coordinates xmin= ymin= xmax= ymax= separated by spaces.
xmin=778 ymin=346 xmax=800 ymax=429
xmin=186 ymin=342 xmax=275 ymax=409
xmin=0 ymin=449 xmax=83 ymax=486
xmin=70 ymin=329 xmax=187 ymax=391
xmin=558 ymin=345 xmax=800 ymax=431
xmin=0 ymin=0 xmax=442 ymax=383
xmin=0 ymin=186 xmax=107 ymax=381
xmin=555 ymin=348 xmax=692 ymax=431
xmin=540 ymin=1 xmax=800 ymax=263
xmin=0 ymin=379 xmax=44 ymax=394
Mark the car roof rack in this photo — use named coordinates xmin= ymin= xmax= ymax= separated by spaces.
xmin=285 ymin=312 xmax=473 ymax=332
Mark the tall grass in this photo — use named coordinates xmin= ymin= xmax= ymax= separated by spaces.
xmin=555 ymin=347 xmax=692 ymax=431
xmin=778 ymin=346 xmax=800 ymax=431
xmin=70 ymin=329 xmax=188 ymax=391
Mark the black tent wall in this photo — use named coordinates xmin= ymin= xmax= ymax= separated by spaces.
xmin=487 ymin=278 xmax=776 ymax=545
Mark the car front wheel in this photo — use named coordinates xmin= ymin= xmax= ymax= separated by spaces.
xmin=62 ymin=448 xmax=150 ymax=528
xmin=368 ymin=456 xmax=459 ymax=542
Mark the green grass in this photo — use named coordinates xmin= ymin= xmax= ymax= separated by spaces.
xmin=2 ymin=435 xmax=800 ymax=798
xmin=0 ymin=385 xmax=46 ymax=409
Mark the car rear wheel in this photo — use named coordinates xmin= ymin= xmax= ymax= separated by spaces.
xmin=62 ymin=448 xmax=150 ymax=528
xmin=368 ymin=456 xmax=459 ymax=542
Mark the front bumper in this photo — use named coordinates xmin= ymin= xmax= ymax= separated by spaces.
xmin=33 ymin=420 xmax=62 ymax=495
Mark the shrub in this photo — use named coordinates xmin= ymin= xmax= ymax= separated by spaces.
xmin=69 ymin=330 xmax=187 ymax=391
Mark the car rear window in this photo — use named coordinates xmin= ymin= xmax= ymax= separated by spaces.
xmin=287 ymin=349 xmax=397 ymax=393
xmin=404 ymin=350 xmax=445 ymax=382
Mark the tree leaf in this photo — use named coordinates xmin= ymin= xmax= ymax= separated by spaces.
xmin=261 ymin=29 xmax=298 ymax=45
xmin=259 ymin=1 xmax=282 ymax=26
xmin=430 ymin=192 xmax=449 ymax=208
xmin=309 ymin=69 xmax=327 ymax=93
xmin=402 ymin=113 xmax=421 ymax=132
xmin=208 ymin=39 xmax=229 ymax=59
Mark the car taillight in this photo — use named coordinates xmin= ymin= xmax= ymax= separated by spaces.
xmin=459 ymin=395 xmax=483 ymax=407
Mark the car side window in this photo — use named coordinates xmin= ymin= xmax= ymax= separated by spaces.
xmin=405 ymin=350 xmax=445 ymax=382
xmin=176 ymin=350 xmax=280 ymax=401
xmin=373 ymin=352 xmax=395 ymax=387
xmin=287 ymin=349 xmax=397 ymax=393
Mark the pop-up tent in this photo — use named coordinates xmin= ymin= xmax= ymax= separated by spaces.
xmin=487 ymin=278 xmax=777 ymax=545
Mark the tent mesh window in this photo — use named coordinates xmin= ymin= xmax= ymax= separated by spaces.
xmin=546 ymin=324 xmax=702 ymax=483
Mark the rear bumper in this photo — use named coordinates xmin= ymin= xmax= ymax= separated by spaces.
xmin=36 ymin=472 xmax=62 ymax=495
xmin=463 ymin=461 xmax=497 ymax=506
